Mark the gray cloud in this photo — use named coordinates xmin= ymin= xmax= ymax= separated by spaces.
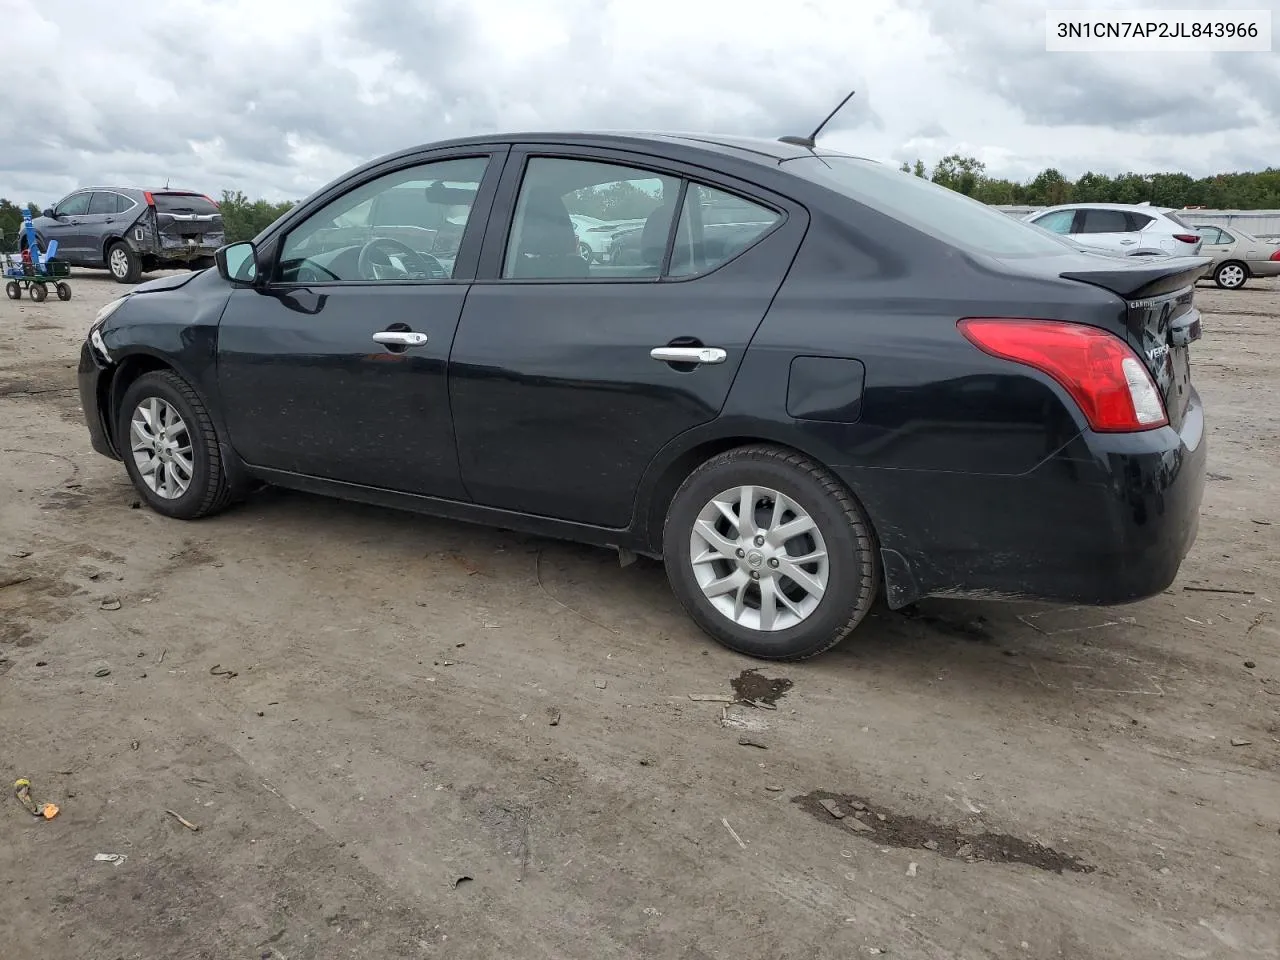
xmin=0 ymin=0 xmax=1275 ymax=205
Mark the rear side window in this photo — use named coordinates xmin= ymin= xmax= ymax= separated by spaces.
xmin=1078 ymin=209 xmax=1130 ymax=233
xmin=668 ymin=185 xmax=781 ymax=278
xmin=154 ymin=193 xmax=219 ymax=215
xmin=1126 ymin=213 xmax=1155 ymax=230
xmin=783 ymin=156 xmax=1069 ymax=258
xmin=1195 ymin=226 xmax=1224 ymax=243
xmin=87 ymin=193 xmax=117 ymax=215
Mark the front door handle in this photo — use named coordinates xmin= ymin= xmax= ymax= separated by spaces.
xmin=372 ymin=331 xmax=428 ymax=347
xmin=1120 ymin=239 xmax=1137 ymax=245
xmin=650 ymin=346 xmax=727 ymax=365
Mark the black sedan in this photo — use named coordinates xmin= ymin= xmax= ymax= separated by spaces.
xmin=78 ymin=132 xmax=1208 ymax=660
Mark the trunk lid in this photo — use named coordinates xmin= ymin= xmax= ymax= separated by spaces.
xmin=151 ymin=192 xmax=224 ymax=246
xmin=1059 ymin=256 xmax=1210 ymax=431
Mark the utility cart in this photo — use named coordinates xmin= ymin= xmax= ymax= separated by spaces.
xmin=3 ymin=204 xmax=71 ymax=302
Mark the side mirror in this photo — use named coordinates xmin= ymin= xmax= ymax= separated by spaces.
xmin=41 ymin=208 xmax=54 ymax=219
xmin=215 ymin=241 xmax=260 ymax=286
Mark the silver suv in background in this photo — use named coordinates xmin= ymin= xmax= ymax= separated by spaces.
xmin=1024 ymin=203 xmax=1203 ymax=258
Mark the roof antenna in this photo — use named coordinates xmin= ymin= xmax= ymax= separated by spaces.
xmin=779 ymin=89 xmax=856 ymax=149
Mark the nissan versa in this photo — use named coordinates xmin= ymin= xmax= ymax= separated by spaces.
xmin=77 ymin=132 xmax=1208 ymax=660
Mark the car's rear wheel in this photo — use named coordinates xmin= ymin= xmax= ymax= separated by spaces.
xmin=117 ymin=370 xmax=233 ymax=520
xmin=663 ymin=444 xmax=879 ymax=660
xmin=108 ymin=241 xmax=142 ymax=284
xmin=1214 ymin=260 xmax=1248 ymax=290
xmin=578 ymin=241 xmax=593 ymax=263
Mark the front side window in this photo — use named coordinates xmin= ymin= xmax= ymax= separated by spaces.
xmin=668 ymin=185 xmax=781 ymax=278
xmin=55 ymin=193 xmax=91 ymax=218
xmin=1031 ymin=209 xmax=1076 ymax=235
xmin=277 ymin=156 xmax=489 ymax=283
xmin=503 ymin=157 xmax=679 ymax=279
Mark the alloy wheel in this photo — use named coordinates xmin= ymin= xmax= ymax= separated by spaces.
xmin=129 ymin=397 xmax=194 ymax=499
xmin=1218 ymin=263 xmax=1245 ymax=288
xmin=110 ymin=248 xmax=129 ymax=279
xmin=688 ymin=485 xmax=829 ymax=632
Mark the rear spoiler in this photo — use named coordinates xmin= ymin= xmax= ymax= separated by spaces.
xmin=1060 ymin=256 xmax=1213 ymax=300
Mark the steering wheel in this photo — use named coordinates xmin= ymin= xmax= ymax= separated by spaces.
xmin=356 ymin=237 xmax=446 ymax=281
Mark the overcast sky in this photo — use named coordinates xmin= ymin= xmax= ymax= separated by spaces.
xmin=0 ymin=0 xmax=1276 ymax=204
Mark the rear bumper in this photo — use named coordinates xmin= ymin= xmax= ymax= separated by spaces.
xmin=1246 ymin=261 xmax=1280 ymax=279
xmin=839 ymin=389 xmax=1207 ymax=609
xmin=78 ymin=340 xmax=118 ymax=460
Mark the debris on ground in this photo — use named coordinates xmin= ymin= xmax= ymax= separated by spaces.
xmin=765 ymin=784 xmax=784 ymax=792
xmin=13 ymin=778 xmax=59 ymax=819
xmin=94 ymin=668 xmax=110 ymax=678
xmin=0 ymin=574 xmax=33 ymax=589
xmin=130 ymin=740 xmax=139 ymax=750
xmin=1230 ymin=738 xmax=1252 ymax=746
xmin=166 ymin=809 xmax=200 ymax=832
xmin=99 ymin=597 xmax=121 ymax=611
xmin=737 ymin=736 xmax=768 ymax=749
xmin=688 ymin=694 xmax=735 ymax=702
xmin=796 ymin=790 xmax=1094 ymax=873
xmin=93 ymin=853 xmax=127 ymax=866
xmin=1183 ymin=586 xmax=1255 ymax=595
xmin=594 ymin=679 xmax=607 ymax=689
xmin=450 ymin=875 xmax=473 ymax=889
xmin=907 ymin=862 xmax=918 ymax=877
xmin=10 ymin=550 xmax=31 ymax=558
xmin=209 ymin=665 xmax=238 ymax=679
xmin=721 ymin=817 xmax=747 ymax=849
xmin=819 ymin=798 xmax=846 ymax=819
xmin=547 ymin=708 xmax=561 ymax=727
xmin=730 ymin=669 xmax=793 ymax=706
xmin=1244 ymin=661 xmax=1256 ymax=669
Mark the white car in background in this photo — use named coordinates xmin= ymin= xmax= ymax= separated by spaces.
xmin=569 ymin=214 xmax=644 ymax=262
xmin=1024 ymin=203 xmax=1203 ymax=258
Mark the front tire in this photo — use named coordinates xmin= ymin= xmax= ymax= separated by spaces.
xmin=117 ymin=370 xmax=233 ymax=520
xmin=108 ymin=241 xmax=142 ymax=284
xmin=663 ymin=445 xmax=879 ymax=660
xmin=4 ymin=281 xmax=19 ymax=300
xmin=1214 ymin=260 xmax=1248 ymax=290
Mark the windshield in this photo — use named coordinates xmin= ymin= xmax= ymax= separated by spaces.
xmin=782 ymin=155 xmax=1072 ymax=258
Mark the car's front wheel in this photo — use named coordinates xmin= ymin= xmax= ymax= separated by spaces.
xmin=117 ymin=370 xmax=233 ymax=520
xmin=1214 ymin=260 xmax=1248 ymax=290
xmin=108 ymin=241 xmax=142 ymax=284
xmin=663 ymin=445 xmax=879 ymax=660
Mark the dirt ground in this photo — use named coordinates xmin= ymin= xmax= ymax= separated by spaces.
xmin=1 ymin=270 xmax=1277 ymax=960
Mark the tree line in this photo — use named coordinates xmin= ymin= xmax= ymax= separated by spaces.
xmin=905 ymin=155 xmax=1280 ymax=209
xmin=6 ymin=159 xmax=1280 ymax=251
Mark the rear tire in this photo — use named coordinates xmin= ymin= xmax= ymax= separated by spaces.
xmin=663 ymin=444 xmax=879 ymax=660
xmin=4 ymin=281 xmax=19 ymax=300
xmin=117 ymin=370 xmax=233 ymax=520
xmin=108 ymin=241 xmax=142 ymax=284
xmin=1214 ymin=260 xmax=1248 ymax=290
xmin=55 ymin=281 xmax=71 ymax=301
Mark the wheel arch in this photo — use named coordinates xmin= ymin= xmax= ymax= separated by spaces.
xmin=632 ymin=425 xmax=883 ymax=558
xmin=102 ymin=234 xmax=128 ymax=265
xmin=1216 ymin=258 xmax=1250 ymax=281
xmin=102 ymin=349 xmax=250 ymax=495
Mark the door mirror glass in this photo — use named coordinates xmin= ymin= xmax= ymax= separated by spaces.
xmin=41 ymin=208 xmax=54 ymax=219
xmin=216 ymin=241 xmax=259 ymax=285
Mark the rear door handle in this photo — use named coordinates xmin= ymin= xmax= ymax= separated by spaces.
xmin=650 ymin=346 xmax=727 ymax=365
xmin=1120 ymin=239 xmax=1137 ymax=245
xmin=372 ymin=331 xmax=428 ymax=347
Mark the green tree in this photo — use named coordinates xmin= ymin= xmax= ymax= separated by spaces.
xmin=218 ymin=190 xmax=296 ymax=243
xmin=930 ymin=154 xmax=987 ymax=196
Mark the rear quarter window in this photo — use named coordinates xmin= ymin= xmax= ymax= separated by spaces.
xmin=154 ymin=193 xmax=219 ymax=215
xmin=783 ymin=156 xmax=1069 ymax=258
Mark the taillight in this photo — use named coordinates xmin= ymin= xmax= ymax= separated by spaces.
xmin=1173 ymin=234 xmax=1200 ymax=245
xmin=143 ymin=191 xmax=155 ymax=207
xmin=1270 ymin=250 xmax=1280 ymax=262
xmin=959 ymin=318 xmax=1168 ymax=433
xmin=202 ymin=194 xmax=218 ymax=209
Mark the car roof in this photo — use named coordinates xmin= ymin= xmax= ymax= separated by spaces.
xmin=383 ymin=130 xmax=868 ymax=167
xmin=1036 ymin=201 xmax=1175 ymax=214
